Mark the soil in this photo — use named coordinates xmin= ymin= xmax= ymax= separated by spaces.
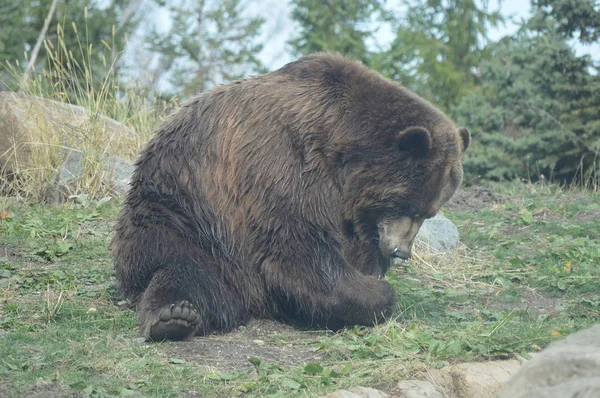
xmin=444 ymin=186 xmax=506 ymax=212
xmin=574 ymin=209 xmax=600 ymax=222
xmin=0 ymin=381 xmax=81 ymax=398
xmin=0 ymin=244 xmax=20 ymax=264
xmin=161 ymin=318 xmax=325 ymax=372
xmin=483 ymin=288 xmax=566 ymax=314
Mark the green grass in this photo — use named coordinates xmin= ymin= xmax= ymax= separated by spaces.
xmin=452 ymin=184 xmax=600 ymax=296
xmin=0 ymin=182 xmax=599 ymax=397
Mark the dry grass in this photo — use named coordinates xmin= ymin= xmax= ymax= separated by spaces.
xmin=0 ymin=14 xmax=176 ymax=202
xmin=409 ymin=241 xmax=500 ymax=293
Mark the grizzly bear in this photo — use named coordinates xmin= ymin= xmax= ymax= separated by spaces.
xmin=112 ymin=52 xmax=470 ymax=342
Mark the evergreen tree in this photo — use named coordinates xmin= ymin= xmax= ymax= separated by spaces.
xmin=0 ymin=0 xmax=30 ymax=65
xmin=453 ymin=28 xmax=600 ymax=183
xmin=0 ymin=0 xmax=141 ymax=90
xmin=145 ymin=0 xmax=265 ymax=97
xmin=377 ymin=0 xmax=504 ymax=111
xmin=530 ymin=0 xmax=600 ymax=43
xmin=288 ymin=0 xmax=386 ymax=64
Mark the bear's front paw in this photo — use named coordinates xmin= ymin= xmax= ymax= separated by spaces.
xmin=146 ymin=300 xmax=200 ymax=342
xmin=333 ymin=277 xmax=397 ymax=326
xmin=376 ymin=278 xmax=397 ymax=320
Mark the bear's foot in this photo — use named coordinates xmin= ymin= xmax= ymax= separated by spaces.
xmin=146 ymin=301 xmax=200 ymax=342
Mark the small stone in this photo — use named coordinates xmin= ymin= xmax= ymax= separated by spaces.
xmin=395 ymin=380 xmax=443 ymax=398
xmin=325 ymin=386 xmax=389 ymax=398
xmin=415 ymin=212 xmax=460 ymax=253
xmin=131 ymin=337 xmax=147 ymax=345
xmin=447 ymin=360 xmax=522 ymax=397
xmin=253 ymin=339 xmax=265 ymax=345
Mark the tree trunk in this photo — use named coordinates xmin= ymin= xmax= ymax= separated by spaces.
xmin=20 ymin=0 xmax=61 ymax=91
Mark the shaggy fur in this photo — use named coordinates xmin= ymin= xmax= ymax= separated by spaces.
xmin=112 ymin=52 xmax=470 ymax=341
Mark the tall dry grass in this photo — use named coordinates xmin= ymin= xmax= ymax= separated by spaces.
xmin=0 ymin=10 xmax=177 ymax=202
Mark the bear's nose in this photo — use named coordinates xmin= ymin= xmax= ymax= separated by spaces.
xmin=391 ymin=247 xmax=411 ymax=260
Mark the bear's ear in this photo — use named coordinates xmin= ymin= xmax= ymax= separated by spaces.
xmin=396 ymin=126 xmax=431 ymax=157
xmin=458 ymin=127 xmax=470 ymax=153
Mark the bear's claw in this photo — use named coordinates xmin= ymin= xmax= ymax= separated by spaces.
xmin=147 ymin=300 xmax=199 ymax=342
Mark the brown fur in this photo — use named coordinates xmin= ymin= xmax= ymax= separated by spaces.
xmin=111 ymin=52 xmax=470 ymax=341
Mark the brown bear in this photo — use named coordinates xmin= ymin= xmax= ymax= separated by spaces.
xmin=111 ymin=52 xmax=470 ymax=342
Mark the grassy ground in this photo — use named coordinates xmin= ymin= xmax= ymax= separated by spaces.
xmin=0 ymin=182 xmax=599 ymax=397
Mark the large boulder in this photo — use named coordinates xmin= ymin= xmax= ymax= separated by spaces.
xmin=497 ymin=324 xmax=600 ymax=398
xmin=0 ymin=92 xmax=137 ymax=198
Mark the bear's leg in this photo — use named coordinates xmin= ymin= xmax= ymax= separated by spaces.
xmin=138 ymin=258 xmax=249 ymax=342
xmin=263 ymin=258 xmax=397 ymax=329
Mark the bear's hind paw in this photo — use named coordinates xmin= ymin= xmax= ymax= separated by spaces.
xmin=146 ymin=300 xmax=199 ymax=342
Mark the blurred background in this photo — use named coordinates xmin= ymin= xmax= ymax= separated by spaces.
xmin=1 ymin=0 xmax=599 ymax=196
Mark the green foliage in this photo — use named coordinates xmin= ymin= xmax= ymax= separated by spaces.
xmin=531 ymin=0 xmax=600 ymax=43
xmin=0 ymin=0 xmax=140 ymax=88
xmin=145 ymin=0 xmax=266 ymax=97
xmin=454 ymin=29 xmax=600 ymax=183
xmin=374 ymin=0 xmax=504 ymax=111
xmin=288 ymin=0 xmax=386 ymax=64
xmin=0 ymin=0 xmax=28 ymax=65
xmin=453 ymin=0 xmax=600 ymax=185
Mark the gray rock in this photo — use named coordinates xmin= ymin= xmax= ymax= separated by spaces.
xmin=49 ymin=149 xmax=134 ymax=202
xmin=445 ymin=360 xmax=522 ymax=397
xmin=105 ymin=154 xmax=135 ymax=195
xmin=395 ymin=380 xmax=444 ymax=398
xmin=325 ymin=386 xmax=389 ymax=398
xmin=497 ymin=324 xmax=600 ymax=398
xmin=415 ymin=212 xmax=459 ymax=253
xmin=57 ymin=149 xmax=85 ymax=184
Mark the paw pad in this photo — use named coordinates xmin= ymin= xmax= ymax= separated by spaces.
xmin=148 ymin=300 xmax=200 ymax=342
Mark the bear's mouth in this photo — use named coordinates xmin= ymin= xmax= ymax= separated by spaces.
xmin=377 ymin=216 xmax=424 ymax=262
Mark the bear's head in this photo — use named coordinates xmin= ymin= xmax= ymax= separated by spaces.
xmin=374 ymin=126 xmax=470 ymax=260
xmin=278 ymin=53 xmax=470 ymax=264
xmin=323 ymin=58 xmax=471 ymax=263
xmin=341 ymin=122 xmax=470 ymax=262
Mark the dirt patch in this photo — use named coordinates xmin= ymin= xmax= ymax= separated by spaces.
xmin=574 ymin=209 xmax=600 ymax=222
xmin=161 ymin=318 xmax=325 ymax=372
xmin=444 ymin=186 xmax=506 ymax=212
xmin=0 ymin=380 xmax=80 ymax=398
xmin=484 ymin=288 xmax=565 ymax=314
xmin=0 ymin=244 xmax=20 ymax=264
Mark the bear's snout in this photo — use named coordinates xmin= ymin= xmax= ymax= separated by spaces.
xmin=391 ymin=247 xmax=411 ymax=260
xmin=378 ymin=216 xmax=424 ymax=260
